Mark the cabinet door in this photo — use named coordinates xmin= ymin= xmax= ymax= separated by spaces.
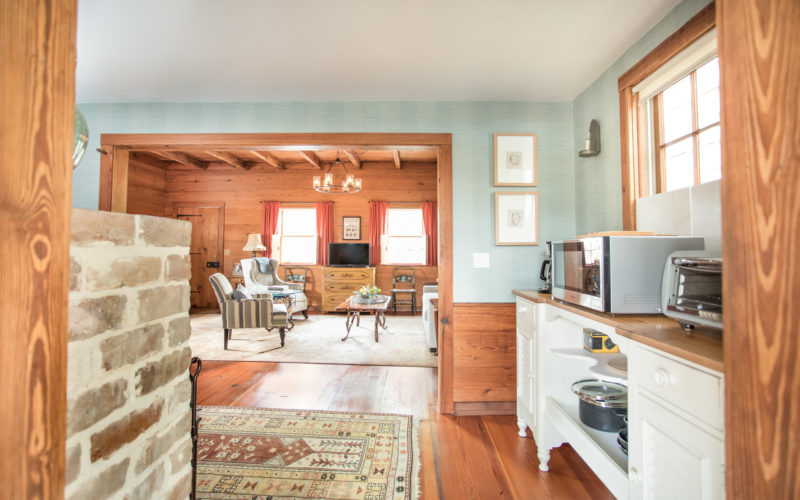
xmin=630 ymin=393 xmax=724 ymax=500
xmin=516 ymin=332 xmax=535 ymax=417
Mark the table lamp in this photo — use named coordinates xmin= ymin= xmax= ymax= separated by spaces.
xmin=243 ymin=233 xmax=267 ymax=258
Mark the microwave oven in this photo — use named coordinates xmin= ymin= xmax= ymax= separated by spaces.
xmin=551 ymin=236 xmax=705 ymax=314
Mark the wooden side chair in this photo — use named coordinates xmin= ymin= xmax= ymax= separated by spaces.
xmin=283 ymin=266 xmax=309 ymax=293
xmin=208 ymin=273 xmax=289 ymax=349
xmin=390 ymin=267 xmax=417 ymax=314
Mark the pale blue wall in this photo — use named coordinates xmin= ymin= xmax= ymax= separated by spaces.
xmin=73 ymin=102 xmax=575 ymax=302
xmin=572 ymin=0 xmax=712 ymax=235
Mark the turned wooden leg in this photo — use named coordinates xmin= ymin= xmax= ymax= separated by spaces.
xmin=224 ymin=328 xmax=230 ymax=350
xmin=517 ymin=418 xmax=528 ymax=438
xmin=279 ymin=327 xmax=286 ymax=347
xmin=538 ymin=449 xmax=551 ymax=472
xmin=303 ymin=310 xmax=308 ymax=319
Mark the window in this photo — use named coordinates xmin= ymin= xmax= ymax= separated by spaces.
xmin=382 ymin=208 xmax=426 ymax=265
xmin=647 ymin=57 xmax=720 ymax=193
xmin=276 ymin=208 xmax=317 ymax=264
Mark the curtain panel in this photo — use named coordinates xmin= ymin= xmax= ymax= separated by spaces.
xmin=422 ymin=201 xmax=438 ymax=266
xmin=261 ymin=201 xmax=281 ymax=258
xmin=369 ymin=201 xmax=387 ymax=266
xmin=316 ymin=201 xmax=333 ymax=266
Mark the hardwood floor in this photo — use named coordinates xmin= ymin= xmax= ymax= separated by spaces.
xmin=196 ymin=361 xmax=613 ymax=499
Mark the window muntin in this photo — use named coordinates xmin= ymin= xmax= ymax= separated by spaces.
xmin=277 ymin=208 xmax=317 ymax=264
xmin=651 ymin=57 xmax=721 ymax=194
xmin=382 ymin=208 xmax=426 ymax=265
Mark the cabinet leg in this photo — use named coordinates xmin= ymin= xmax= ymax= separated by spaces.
xmin=537 ymin=449 xmax=551 ymax=472
xmin=517 ymin=418 xmax=528 ymax=437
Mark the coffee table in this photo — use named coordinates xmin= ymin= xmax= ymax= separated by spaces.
xmin=335 ymin=295 xmax=392 ymax=342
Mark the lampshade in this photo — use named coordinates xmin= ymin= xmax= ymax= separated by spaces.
xmin=243 ymin=233 xmax=266 ymax=251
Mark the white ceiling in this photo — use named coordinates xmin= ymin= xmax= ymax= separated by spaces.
xmin=76 ymin=0 xmax=680 ymax=103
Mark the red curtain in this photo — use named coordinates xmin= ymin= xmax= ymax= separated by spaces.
xmin=369 ymin=201 xmax=387 ymax=266
xmin=422 ymin=201 xmax=438 ymax=266
xmin=261 ymin=201 xmax=281 ymax=258
xmin=316 ymin=201 xmax=333 ymax=266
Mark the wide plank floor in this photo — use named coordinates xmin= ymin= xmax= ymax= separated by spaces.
xmin=196 ymin=361 xmax=613 ymax=499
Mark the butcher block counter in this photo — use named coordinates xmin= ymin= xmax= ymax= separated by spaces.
xmin=512 ymin=289 xmax=723 ymax=372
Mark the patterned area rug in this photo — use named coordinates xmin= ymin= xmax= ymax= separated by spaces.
xmin=196 ymin=407 xmax=419 ymax=500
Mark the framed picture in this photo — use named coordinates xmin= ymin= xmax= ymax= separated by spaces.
xmin=495 ymin=192 xmax=539 ymax=245
xmin=342 ymin=216 xmax=361 ymax=240
xmin=494 ymin=133 xmax=537 ymax=186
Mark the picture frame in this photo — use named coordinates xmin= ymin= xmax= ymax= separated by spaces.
xmin=342 ymin=216 xmax=361 ymax=240
xmin=493 ymin=133 xmax=537 ymax=186
xmin=495 ymin=192 xmax=539 ymax=246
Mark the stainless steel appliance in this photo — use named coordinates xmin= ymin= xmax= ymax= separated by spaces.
xmin=551 ymin=235 xmax=705 ymax=314
xmin=538 ymin=241 xmax=552 ymax=293
xmin=662 ymin=252 xmax=722 ymax=330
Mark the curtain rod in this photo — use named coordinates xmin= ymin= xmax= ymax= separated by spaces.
xmin=259 ymin=200 xmax=333 ymax=204
xmin=370 ymin=201 xmax=432 ymax=204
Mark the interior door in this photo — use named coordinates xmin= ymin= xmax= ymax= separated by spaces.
xmin=176 ymin=206 xmax=222 ymax=309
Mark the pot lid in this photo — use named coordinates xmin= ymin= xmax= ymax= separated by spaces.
xmin=571 ymin=379 xmax=628 ymax=405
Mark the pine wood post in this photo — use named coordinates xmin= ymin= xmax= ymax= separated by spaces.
xmin=0 ymin=0 xmax=76 ymax=497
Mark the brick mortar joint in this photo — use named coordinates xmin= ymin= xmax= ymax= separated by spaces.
xmin=67 ymin=312 xmax=187 ymax=349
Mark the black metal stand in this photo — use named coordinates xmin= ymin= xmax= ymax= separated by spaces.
xmin=189 ymin=357 xmax=202 ymax=500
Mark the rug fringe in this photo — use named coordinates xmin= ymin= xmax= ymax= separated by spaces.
xmin=413 ymin=416 xmax=423 ymax=500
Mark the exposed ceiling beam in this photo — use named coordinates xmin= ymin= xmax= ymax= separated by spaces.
xmin=206 ymin=150 xmax=251 ymax=170
xmin=393 ymin=150 xmax=402 ymax=169
xmin=250 ymin=151 xmax=285 ymax=170
xmin=156 ymin=151 xmax=208 ymax=170
xmin=129 ymin=152 xmax=172 ymax=170
xmin=299 ymin=151 xmax=322 ymax=169
xmin=342 ymin=150 xmax=362 ymax=170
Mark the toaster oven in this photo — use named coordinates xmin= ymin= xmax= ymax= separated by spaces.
xmin=662 ymin=252 xmax=722 ymax=330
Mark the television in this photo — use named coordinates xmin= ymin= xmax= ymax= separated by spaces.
xmin=328 ymin=243 xmax=370 ymax=267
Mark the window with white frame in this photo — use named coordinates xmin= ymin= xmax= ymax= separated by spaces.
xmin=275 ymin=208 xmax=317 ymax=264
xmin=382 ymin=208 xmax=426 ymax=265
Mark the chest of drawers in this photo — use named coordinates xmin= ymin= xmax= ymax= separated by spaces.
xmin=321 ymin=267 xmax=376 ymax=312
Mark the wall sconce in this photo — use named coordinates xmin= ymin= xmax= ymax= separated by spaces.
xmin=579 ymin=119 xmax=601 ymax=157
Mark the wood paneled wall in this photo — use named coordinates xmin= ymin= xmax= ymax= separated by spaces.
xmin=452 ymin=303 xmax=517 ymax=407
xmin=718 ymin=0 xmax=800 ymax=496
xmin=163 ymin=161 xmax=438 ymax=310
xmin=1 ymin=0 xmax=76 ymax=497
xmin=127 ymin=156 xmax=166 ymax=217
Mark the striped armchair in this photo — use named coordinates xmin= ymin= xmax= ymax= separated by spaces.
xmin=208 ymin=273 xmax=289 ymax=349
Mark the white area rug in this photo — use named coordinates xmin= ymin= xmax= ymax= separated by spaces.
xmin=189 ymin=313 xmax=437 ymax=367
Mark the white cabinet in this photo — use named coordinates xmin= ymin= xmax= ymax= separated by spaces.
xmin=628 ymin=344 xmax=724 ymax=500
xmin=515 ymin=298 xmax=537 ymax=438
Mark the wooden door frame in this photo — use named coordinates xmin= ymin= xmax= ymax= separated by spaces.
xmin=173 ymin=203 xmax=226 ymax=308
xmin=99 ymin=132 xmax=456 ymax=413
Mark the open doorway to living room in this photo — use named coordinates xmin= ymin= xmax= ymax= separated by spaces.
xmin=101 ymin=133 xmax=453 ymax=404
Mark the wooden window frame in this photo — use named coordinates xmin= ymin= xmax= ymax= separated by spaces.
xmin=617 ymin=2 xmax=716 ymax=230
xmin=278 ymin=206 xmax=318 ymax=265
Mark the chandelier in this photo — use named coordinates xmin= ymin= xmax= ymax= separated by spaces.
xmin=313 ymin=152 xmax=362 ymax=193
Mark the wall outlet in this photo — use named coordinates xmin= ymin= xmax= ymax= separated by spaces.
xmin=473 ymin=253 xmax=490 ymax=268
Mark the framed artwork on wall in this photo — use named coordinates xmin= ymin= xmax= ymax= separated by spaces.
xmin=495 ymin=192 xmax=539 ymax=245
xmin=494 ymin=133 xmax=537 ymax=186
xmin=342 ymin=216 xmax=361 ymax=240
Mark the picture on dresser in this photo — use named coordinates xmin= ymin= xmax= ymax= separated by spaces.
xmin=495 ymin=191 xmax=538 ymax=245
xmin=342 ymin=216 xmax=361 ymax=240
xmin=494 ymin=133 xmax=537 ymax=186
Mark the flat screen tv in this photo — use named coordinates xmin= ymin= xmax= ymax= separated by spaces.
xmin=328 ymin=243 xmax=370 ymax=267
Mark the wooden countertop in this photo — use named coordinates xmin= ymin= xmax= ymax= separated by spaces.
xmin=512 ymin=290 xmax=724 ymax=373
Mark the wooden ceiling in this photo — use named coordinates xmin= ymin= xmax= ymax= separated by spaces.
xmin=126 ymin=147 xmax=438 ymax=171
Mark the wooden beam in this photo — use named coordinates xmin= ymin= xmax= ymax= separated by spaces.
xmin=1 ymin=0 xmax=75 ymax=497
xmin=206 ymin=150 xmax=251 ymax=170
xmin=129 ymin=151 xmax=172 ymax=170
xmin=342 ymin=150 xmax=362 ymax=169
xmin=719 ymin=0 xmax=800 ymax=496
xmin=110 ymin=149 xmax=130 ymax=213
xmin=98 ymin=147 xmax=113 ymax=210
xmin=157 ymin=150 xmax=208 ymax=170
xmin=299 ymin=151 xmax=322 ymax=169
xmin=100 ymin=133 xmax=452 ymax=148
xmin=393 ymin=150 xmax=402 ymax=169
xmin=250 ymin=150 xmax=285 ymax=170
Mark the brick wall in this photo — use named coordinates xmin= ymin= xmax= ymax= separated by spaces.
xmin=65 ymin=209 xmax=193 ymax=500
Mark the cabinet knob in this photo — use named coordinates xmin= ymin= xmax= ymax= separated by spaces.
xmin=654 ymin=368 xmax=670 ymax=387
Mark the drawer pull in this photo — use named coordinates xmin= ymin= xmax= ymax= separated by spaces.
xmin=654 ymin=368 xmax=670 ymax=387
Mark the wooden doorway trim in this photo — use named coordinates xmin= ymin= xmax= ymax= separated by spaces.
xmin=99 ymin=132 xmax=455 ymax=413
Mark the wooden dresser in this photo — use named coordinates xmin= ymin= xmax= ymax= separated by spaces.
xmin=322 ymin=267 xmax=376 ymax=312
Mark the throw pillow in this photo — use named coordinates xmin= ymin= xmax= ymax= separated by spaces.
xmin=231 ymin=285 xmax=252 ymax=301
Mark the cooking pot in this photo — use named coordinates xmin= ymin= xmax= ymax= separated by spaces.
xmin=571 ymin=379 xmax=628 ymax=432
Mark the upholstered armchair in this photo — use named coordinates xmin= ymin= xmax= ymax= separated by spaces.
xmin=421 ymin=284 xmax=438 ymax=352
xmin=241 ymin=258 xmax=309 ymax=318
xmin=208 ymin=273 xmax=289 ymax=349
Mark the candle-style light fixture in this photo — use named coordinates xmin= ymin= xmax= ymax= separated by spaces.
xmin=313 ymin=151 xmax=362 ymax=193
